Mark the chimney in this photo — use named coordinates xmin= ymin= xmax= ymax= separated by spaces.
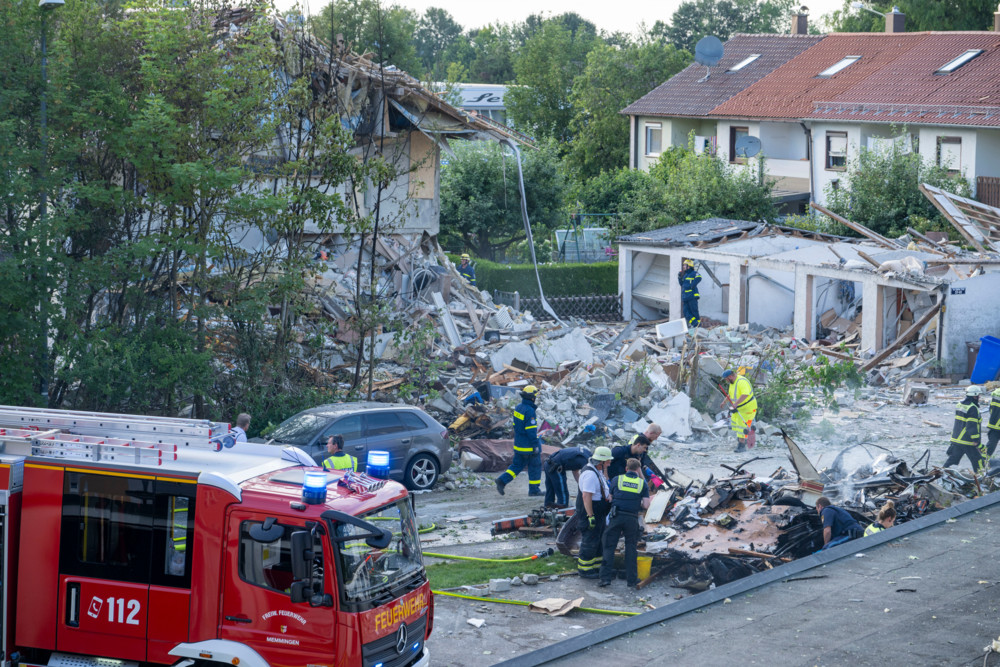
xmin=885 ymin=6 xmax=905 ymax=33
xmin=994 ymin=2 xmax=1000 ymax=32
xmin=792 ymin=6 xmax=809 ymax=35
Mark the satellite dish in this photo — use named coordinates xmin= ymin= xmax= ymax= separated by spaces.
xmin=695 ymin=36 xmax=724 ymax=82
xmin=695 ymin=36 xmax=724 ymax=66
xmin=735 ymin=135 xmax=762 ymax=158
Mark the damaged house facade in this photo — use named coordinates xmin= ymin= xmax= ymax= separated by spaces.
xmin=622 ymin=10 xmax=1000 ymax=211
xmin=618 ymin=214 xmax=1000 ymax=376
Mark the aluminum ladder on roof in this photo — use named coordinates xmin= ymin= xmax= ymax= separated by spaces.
xmin=0 ymin=405 xmax=232 ymax=466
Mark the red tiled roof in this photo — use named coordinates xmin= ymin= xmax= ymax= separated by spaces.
xmin=809 ymin=32 xmax=1000 ymax=127
xmin=711 ymin=33 xmax=932 ymax=119
xmin=620 ymin=34 xmax=823 ymax=118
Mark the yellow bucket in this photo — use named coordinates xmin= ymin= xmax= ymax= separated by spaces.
xmin=636 ymin=556 xmax=652 ymax=580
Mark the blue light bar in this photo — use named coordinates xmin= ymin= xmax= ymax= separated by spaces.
xmin=366 ymin=450 xmax=391 ymax=479
xmin=302 ymin=471 xmax=328 ymax=504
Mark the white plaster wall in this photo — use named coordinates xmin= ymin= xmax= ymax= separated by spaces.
xmin=941 ymin=274 xmax=1000 ymax=376
xmin=975 ymin=129 xmax=1000 ymax=192
xmin=916 ymin=127 xmax=976 ymax=181
xmin=628 ymin=251 xmax=661 ymax=320
xmin=810 ymin=122 xmax=863 ymax=207
xmin=637 ymin=116 xmax=667 ymax=171
xmin=717 ymin=120 xmax=761 ymax=166
xmin=695 ymin=261 xmax=731 ymax=323
xmin=758 ymin=121 xmax=808 ymax=160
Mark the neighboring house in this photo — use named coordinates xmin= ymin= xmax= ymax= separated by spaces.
xmin=623 ymin=10 xmax=1000 ymax=211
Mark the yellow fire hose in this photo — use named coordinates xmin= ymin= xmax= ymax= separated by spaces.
xmin=431 ymin=589 xmax=639 ymax=616
xmin=422 ymin=549 xmax=553 ymax=563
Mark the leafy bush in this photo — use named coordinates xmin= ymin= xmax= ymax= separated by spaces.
xmin=450 ymin=255 xmax=618 ymax=296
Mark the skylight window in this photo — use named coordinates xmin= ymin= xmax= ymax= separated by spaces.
xmin=935 ymin=49 xmax=983 ymax=74
xmin=729 ymin=54 xmax=761 ymax=72
xmin=818 ymin=56 xmax=861 ymax=77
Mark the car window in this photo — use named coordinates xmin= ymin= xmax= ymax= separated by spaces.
xmin=399 ymin=412 xmax=426 ymax=431
xmin=323 ymin=415 xmax=363 ymax=443
xmin=268 ymin=413 xmax=329 ymax=448
xmin=364 ymin=412 xmax=406 ymax=437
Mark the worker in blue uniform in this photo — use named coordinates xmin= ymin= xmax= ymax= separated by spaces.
xmin=678 ymin=258 xmax=701 ymax=328
xmin=458 ymin=253 xmax=476 ymax=286
xmin=496 ymin=385 xmax=542 ymax=497
xmin=599 ymin=457 xmax=650 ymax=588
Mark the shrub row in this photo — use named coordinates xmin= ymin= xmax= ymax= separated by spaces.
xmin=449 ymin=255 xmax=618 ymax=297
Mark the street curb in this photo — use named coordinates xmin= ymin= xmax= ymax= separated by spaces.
xmin=493 ymin=489 xmax=1000 ymax=666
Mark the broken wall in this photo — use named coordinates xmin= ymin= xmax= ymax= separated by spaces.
xmin=940 ymin=273 xmax=1000 ymax=375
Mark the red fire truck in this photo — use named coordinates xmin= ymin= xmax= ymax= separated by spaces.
xmin=0 ymin=405 xmax=432 ymax=667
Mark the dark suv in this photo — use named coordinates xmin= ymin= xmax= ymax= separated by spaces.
xmin=259 ymin=402 xmax=451 ymax=490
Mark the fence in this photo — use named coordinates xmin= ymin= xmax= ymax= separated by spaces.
xmin=492 ymin=291 xmax=622 ymax=322
xmin=977 ymin=176 xmax=1000 ymax=208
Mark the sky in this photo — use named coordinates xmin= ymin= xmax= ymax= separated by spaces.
xmin=278 ymin=0 xmax=848 ymax=34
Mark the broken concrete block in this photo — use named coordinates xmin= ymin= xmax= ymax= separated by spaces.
xmin=489 ymin=578 xmax=512 ymax=593
xmin=903 ymin=382 xmax=929 ymax=406
xmin=490 ymin=341 xmax=539 ymax=372
xmin=534 ymin=328 xmax=595 ymax=369
xmin=522 ymin=574 xmax=539 ymax=586
xmin=467 ymin=618 xmax=486 ymax=628
xmin=460 ymin=451 xmax=484 ymax=472
xmin=697 ymin=354 xmax=724 ymax=378
xmin=645 ymin=364 xmax=673 ymax=391
xmin=646 ymin=392 xmax=692 ymax=438
xmin=655 ymin=319 xmax=688 ymax=340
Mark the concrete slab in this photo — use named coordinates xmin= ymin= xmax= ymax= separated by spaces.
xmin=646 ymin=392 xmax=692 ymax=438
xmin=533 ymin=328 xmax=595 ymax=370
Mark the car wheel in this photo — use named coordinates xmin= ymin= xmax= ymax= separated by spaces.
xmin=404 ymin=453 xmax=440 ymax=490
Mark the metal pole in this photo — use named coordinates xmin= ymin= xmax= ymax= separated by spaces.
xmin=40 ymin=11 xmax=47 ymax=223
xmin=39 ymin=10 xmax=49 ymax=401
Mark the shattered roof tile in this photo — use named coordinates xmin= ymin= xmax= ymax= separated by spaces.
xmin=618 ymin=218 xmax=759 ymax=246
xmin=621 ymin=34 xmax=824 ymax=118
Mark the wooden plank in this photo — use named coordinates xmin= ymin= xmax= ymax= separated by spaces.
xmin=920 ymin=183 xmax=988 ymax=253
xmin=861 ymin=301 xmax=943 ymax=372
xmin=810 ymin=202 xmax=898 ymax=249
xmin=728 ymin=547 xmax=791 ymax=562
xmin=855 ymin=249 xmax=882 ymax=268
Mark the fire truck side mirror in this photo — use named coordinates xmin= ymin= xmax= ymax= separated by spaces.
xmin=290 ymin=531 xmax=314 ymax=581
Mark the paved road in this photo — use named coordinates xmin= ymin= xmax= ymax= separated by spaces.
xmin=509 ymin=498 xmax=1000 ymax=667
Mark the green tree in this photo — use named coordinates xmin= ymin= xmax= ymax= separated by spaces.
xmin=659 ymin=0 xmax=795 ymax=53
xmin=414 ymin=7 xmax=464 ymax=78
xmin=567 ymin=40 xmax=691 ymax=178
xmin=464 ymin=24 xmax=517 ymax=83
xmin=569 ymin=167 xmax=672 ymax=233
xmin=825 ymin=0 xmax=994 ymax=32
xmin=440 ymin=141 xmax=565 ymax=260
xmin=647 ymin=142 xmax=777 ymax=227
xmin=505 ymin=18 xmax=601 ymax=141
xmin=824 ymin=135 xmax=972 ymax=238
xmin=310 ymin=0 xmax=421 ymax=76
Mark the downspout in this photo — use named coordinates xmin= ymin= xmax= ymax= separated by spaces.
xmin=799 ymin=121 xmax=814 ymax=204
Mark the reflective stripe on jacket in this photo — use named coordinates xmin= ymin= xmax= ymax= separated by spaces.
xmin=950 ymin=398 xmax=981 ymax=446
xmin=678 ymin=268 xmax=701 ymax=302
xmin=988 ymin=393 xmax=1000 ymax=431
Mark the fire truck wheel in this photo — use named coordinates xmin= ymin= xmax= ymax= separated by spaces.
xmin=404 ymin=453 xmax=440 ymax=490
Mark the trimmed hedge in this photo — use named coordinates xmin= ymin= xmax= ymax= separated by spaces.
xmin=448 ymin=255 xmax=618 ymax=297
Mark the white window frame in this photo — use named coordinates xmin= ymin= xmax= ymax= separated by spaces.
xmin=818 ymin=56 xmax=861 ymax=78
xmin=937 ymin=136 xmax=962 ymax=173
xmin=728 ymin=54 xmax=761 ymax=72
xmin=644 ymin=123 xmax=662 ymax=156
xmin=825 ymin=131 xmax=848 ymax=171
xmin=935 ymin=50 xmax=982 ymax=74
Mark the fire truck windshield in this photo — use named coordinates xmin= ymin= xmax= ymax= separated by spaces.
xmin=334 ymin=499 xmax=424 ymax=603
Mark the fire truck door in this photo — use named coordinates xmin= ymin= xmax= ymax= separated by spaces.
xmin=56 ymin=472 xmax=154 ymax=662
xmin=221 ymin=511 xmax=337 ymax=666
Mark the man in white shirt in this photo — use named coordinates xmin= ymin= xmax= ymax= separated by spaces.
xmin=575 ymin=446 xmax=613 ymax=579
xmin=231 ymin=413 xmax=250 ymax=445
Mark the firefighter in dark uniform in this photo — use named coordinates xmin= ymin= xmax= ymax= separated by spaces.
xmin=678 ymin=258 xmax=701 ymax=328
xmin=598 ymin=457 xmax=650 ymax=588
xmin=986 ymin=387 xmax=1000 ymax=457
xmin=322 ymin=435 xmax=358 ymax=471
xmin=543 ymin=446 xmax=590 ymax=509
xmin=495 ymin=385 xmax=542 ymax=497
xmin=944 ymin=385 xmax=985 ymax=472
xmin=575 ymin=446 xmax=613 ymax=578
xmin=458 ymin=253 xmax=476 ymax=286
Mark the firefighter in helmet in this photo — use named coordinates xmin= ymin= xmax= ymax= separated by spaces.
xmin=458 ymin=253 xmax=476 ymax=287
xmin=677 ymin=258 xmax=701 ymax=328
xmin=945 ymin=385 xmax=985 ymax=472
xmin=496 ymin=385 xmax=542 ymax=497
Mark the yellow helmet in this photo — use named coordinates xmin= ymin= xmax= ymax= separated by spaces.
xmin=460 ymin=253 xmax=470 ymax=260
xmin=522 ymin=385 xmax=539 ymax=397
xmin=683 ymin=258 xmax=695 ymax=267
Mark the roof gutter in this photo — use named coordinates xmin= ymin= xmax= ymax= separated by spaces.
xmin=799 ymin=121 xmax=814 ymax=204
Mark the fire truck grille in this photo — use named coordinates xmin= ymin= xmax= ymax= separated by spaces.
xmin=361 ymin=615 xmax=427 ymax=667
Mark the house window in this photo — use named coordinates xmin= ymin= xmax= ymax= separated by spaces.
xmin=818 ymin=56 xmax=861 ymax=77
xmin=825 ymin=131 xmax=848 ymax=170
xmin=937 ymin=137 xmax=962 ymax=173
xmin=729 ymin=126 xmax=749 ymax=163
xmin=935 ymin=50 xmax=982 ymax=74
xmin=645 ymin=123 xmax=662 ymax=156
